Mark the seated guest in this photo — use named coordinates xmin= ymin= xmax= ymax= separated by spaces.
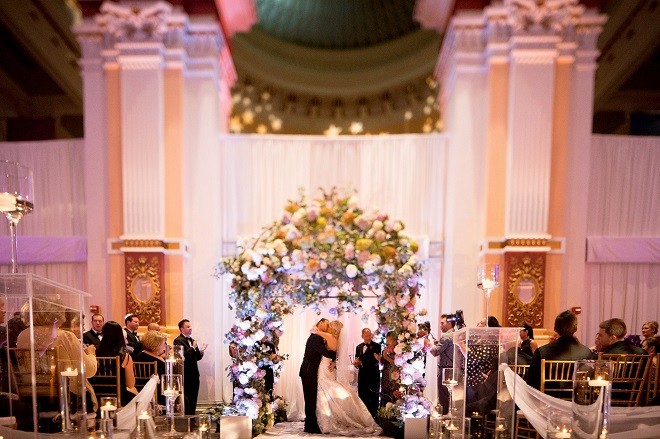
xmin=526 ymin=310 xmax=592 ymax=390
xmin=595 ymin=318 xmax=646 ymax=355
xmin=134 ymin=330 xmax=167 ymax=406
xmin=642 ymin=321 xmax=658 ymax=343
xmin=16 ymin=300 xmax=98 ymax=412
xmin=517 ymin=323 xmax=538 ymax=365
xmin=642 ymin=334 xmax=660 ymax=355
xmin=83 ymin=313 xmax=105 ymax=348
xmin=95 ymin=321 xmax=139 ymax=405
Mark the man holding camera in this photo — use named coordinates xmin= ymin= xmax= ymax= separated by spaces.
xmin=430 ymin=313 xmax=458 ymax=414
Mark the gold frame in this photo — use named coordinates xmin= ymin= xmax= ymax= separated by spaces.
xmin=504 ymin=252 xmax=545 ymax=327
xmin=125 ymin=253 xmax=163 ymax=324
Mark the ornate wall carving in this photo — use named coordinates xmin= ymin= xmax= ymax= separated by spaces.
xmin=125 ymin=252 xmax=164 ymax=324
xmin=503 ymin=252 xmax=546 ymax=327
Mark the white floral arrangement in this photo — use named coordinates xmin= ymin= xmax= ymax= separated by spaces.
xmin=217 ymin=188 xmax=431 ymax=435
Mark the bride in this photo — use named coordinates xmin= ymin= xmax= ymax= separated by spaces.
xmin=312 ymin=320 xmax=382 ymax=436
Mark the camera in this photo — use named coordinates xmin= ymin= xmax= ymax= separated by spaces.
xmin=446 ymin=310 xmax=465 ymax=329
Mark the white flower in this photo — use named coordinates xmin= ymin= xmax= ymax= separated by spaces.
xmin=238 ymin=374 xmax=250 ymax=385
xmin=346 ymin=264 xmax=359 ymax=278
xmin=412 ymin=359 xmax=426 ymax=372
xmin=237 ymin=320 xmax=252 ymax=330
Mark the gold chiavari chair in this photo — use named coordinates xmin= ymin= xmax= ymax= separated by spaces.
xmin=540 ymin=360 xmax=576 ymax=401
xmin=133 ymin=360 xmax=158 ymax=406
xmin=646 ymin=354 xmax=659 ymax=405
xmin=8 ymin=348 xmax=60 ymax=431
xmin=599 ymin=353 xmax=651 ymax=407
xmin=513 ymin=365 xmax=539 ymax=439
xmin=88 ymin=356 xmax=122 ymax=407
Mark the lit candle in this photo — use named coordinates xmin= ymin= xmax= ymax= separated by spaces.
xmin=163 ymin=388 xmax=178 ymax=397
xmin=481 ymin=279 xmax=495 ymax=290
xmin=60 ymin=367 xmax=79 ymax=377
xmin=554 ymin=428 xmax=571 ymax=438
xmin=101 ymin=401 xmax=117 ymax=411
xmin=588 ymin=376 xmax=610 ymax=387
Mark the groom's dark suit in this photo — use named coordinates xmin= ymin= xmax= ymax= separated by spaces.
xmin=299 ymin=333 xmax=336 ymax=433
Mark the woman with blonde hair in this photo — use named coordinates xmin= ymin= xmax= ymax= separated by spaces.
xmin=311 ymin=320 xmax=381 ymax=436
xmin=134 ymin=330 xmax=168 ymax=405
xmin=16 ymin=298 xmax=98 ymax=412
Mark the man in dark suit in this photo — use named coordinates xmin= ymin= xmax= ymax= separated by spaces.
xmin=430 ymin=314 xmax=455 ymax=414
xmin=174 ymin=319 xmax=207 ymax=415
xmin=353 ymin=327 xmax=381 ymax=417
xmin=124 ymin=313 xmax=143 ymax=358
xmin=299 ymin=318 xmax=336 ymax=434
xmin=83 ymin=313 xmax=104 ymax=348
xmin=527 ymin=310 xmax=593 ymax=390
xmin=596 ymin=318 xmax=646 ymax=355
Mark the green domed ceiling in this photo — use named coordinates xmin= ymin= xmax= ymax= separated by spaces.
xmin=230 ymin=0 xmax=441 ymax=135
xmin=254 ymin=0 xmax=421 ymax=49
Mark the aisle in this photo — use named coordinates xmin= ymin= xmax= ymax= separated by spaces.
xmin=255 ymin=422 xmax=386 ymax=439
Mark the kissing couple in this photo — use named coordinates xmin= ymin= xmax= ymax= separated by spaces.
xmin=299 ymin=318 xmax=382 ymax=435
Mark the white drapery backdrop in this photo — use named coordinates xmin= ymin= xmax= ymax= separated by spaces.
xmin=0 ymin=140 xmax=87 ymax=288
xmin=217 ymin=134 xmax=448 ymax=417
xmin=581 ymin=135 xmax=660 ymax=343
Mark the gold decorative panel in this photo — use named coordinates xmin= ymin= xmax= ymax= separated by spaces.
xmin=125 ymin=253 xmax=164 ymax=324
xmin=503 ymin=252 xmax=545 ymax=327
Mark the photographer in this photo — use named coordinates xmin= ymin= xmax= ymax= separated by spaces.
xmin=429 ymin=311 xmax=462 ymax=414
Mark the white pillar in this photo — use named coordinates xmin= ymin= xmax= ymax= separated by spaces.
xmin=75 ymin=26 xmax=111 ymax=314
xmin=183 ymin=22 xmax=236 ymax=403
xmin=564 ymin=15 xmax=607 ymax=341
xmin=436 ymin=13 xmax=489 ymax=324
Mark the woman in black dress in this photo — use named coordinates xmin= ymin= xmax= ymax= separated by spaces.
xmin=96 ymin=321 xmax=139 ymax=406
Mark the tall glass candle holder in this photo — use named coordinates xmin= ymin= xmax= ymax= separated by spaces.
xmin=0 ymin=160 xmax=34 ymax=273
xmin=477 ymin=264 xmax=499 ymax=325
xmin=572 ymin=360 xmax=612 ymax=439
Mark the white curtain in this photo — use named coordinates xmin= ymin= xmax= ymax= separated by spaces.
xmin=581 ymin=135 xmax=660 ymax=343
xmin=0 ymin=140 xmax=87 ymax=290
xmin=217 ymin=134 xmax=449 ymax=415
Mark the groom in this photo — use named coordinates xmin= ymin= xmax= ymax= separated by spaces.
xmin=299 ymin=318 xmax=336 ymax=434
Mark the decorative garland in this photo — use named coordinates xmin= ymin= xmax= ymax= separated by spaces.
xmin=215 ymin=188 xmax=432 ymax=435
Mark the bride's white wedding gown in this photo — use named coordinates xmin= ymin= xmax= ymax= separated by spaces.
xmin=316 ymin=356 xmax=382 ymax=436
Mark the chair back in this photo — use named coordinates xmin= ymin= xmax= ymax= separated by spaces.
xmin=89 ymin=356 xmax=122 ymax=406
xmin=646 ymin=354 xmax=659 ymax=405
xmin=515 ymin=364 xmax=530 ymax=381
xmin=7 ymin=347 xmax=60 ymax=416
xmin=133 ymin=361 xmax=157 ymax=390
xmin=540 ymin=360 xmax=575 ymax=401
xmin=599 ymin=353 xmax=651 ymax=407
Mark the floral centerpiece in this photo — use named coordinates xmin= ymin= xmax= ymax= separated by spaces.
xmin=216 ymin=188 xmax=431 ymax=436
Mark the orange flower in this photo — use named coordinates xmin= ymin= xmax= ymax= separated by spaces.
xmin=305 ymin=259 xmax=320 ymax=275
xmin=341 ymin=211 xmax=355 ymax=225
xmin=320 ymin=207 xmax=334 ymax=217
xmin=382 ymin=246 xmax=397 ymax=259
xmin=284 ymin=203 xmax=299 ymax=213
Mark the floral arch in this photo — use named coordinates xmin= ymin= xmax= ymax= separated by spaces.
xmin=215 ymin=189 xmax=432 ymax=434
